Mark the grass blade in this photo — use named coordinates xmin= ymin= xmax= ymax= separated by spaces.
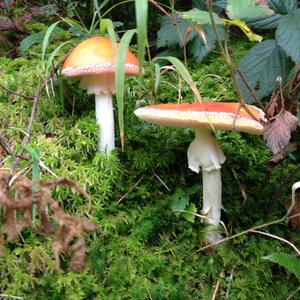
xmin=154 ymin=63 xmax=161 ymax=95
xmin=46 ymin=41 xmax=72 ymax=74
xmin=100 ymin=18 xmax=117 ymax=46
xmin=135 ymin=0 xmax=148 ymax=72
xmin=42 ymin=21 xmax=61 ymax=60
xmin=153 ymin=56 xmax=202 ymax=102
xmin=115 ymin=29 xmax=137 ymax=150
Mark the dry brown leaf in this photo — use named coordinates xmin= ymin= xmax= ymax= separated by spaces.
xmin=0 ymin=171 xmax=98 ymax=272
xmin=263 ymin=110 xmax=298 ymax=154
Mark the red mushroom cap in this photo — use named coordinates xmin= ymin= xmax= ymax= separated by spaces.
xmin=134 ymin=102 xmax=266 ymax=134
xmin=62 ymin=37 xmax=141 ymax=77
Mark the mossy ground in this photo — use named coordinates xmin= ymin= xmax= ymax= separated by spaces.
xmin=0 ymin=36 xmax=299 ymax=299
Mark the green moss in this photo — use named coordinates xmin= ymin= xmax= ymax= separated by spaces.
xmin=0 ymin=33 xmax=299 ymax=300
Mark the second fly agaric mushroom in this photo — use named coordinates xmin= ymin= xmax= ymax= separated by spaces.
xmin=134 ymin=102 xmax=265 ymax=243
xmin=62 ymin=37 xmax=141 ymax=154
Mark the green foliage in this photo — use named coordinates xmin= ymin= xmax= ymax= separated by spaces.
xmin=263 ymin=253 xmax=300 ymax=281
xmin=236 ymin=0 xmax=300 ymax=102
xmin=1 ymin=2 xmax=300 ymax=299
xmin=236 ymin=39 xmax=292 ymax=102
xmin=276 ymin=13 xmax=300 ymax=63
xmin=226 ymin=0 xmax=271 ymax=20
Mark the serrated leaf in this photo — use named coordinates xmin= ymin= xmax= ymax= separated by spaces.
xmin=245 ymin=0 xmax=298 ymax=29
xmin=181 ymin=8 xmax=223 ymax=25
xmin=268 ymin=0 xmax=298 ymax=15
xmin=263 ymin=253 xmax=300 ymax=281
xmin=226 ymin=0 xmax=272 ymax=20
xmin=189 ymin=24 xmax=224 ymax=62
xmin=157 ymin=16 xmax=196 ymax=48
xmin=236 ymin=39 xmax=292 ymax=103
xmin=263 ymin=110 xmax=298 ymax=154
xmin=182 ymin=203 xmax=197 ymax=223
xmin=192 ymin=0 xmax=227 ymax=13
xmin=276 ymin=13 xmax=300 ymax=64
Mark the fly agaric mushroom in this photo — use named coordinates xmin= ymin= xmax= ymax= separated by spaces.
xmin=62 ymin=36 xmax=141 ymax=154
xmin=134 ymin=102 xmax=265 ymax=243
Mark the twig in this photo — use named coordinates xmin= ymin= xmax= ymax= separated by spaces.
xmin=211 ymin=274 xmax=222 ymax=300
xmin=153 ymin=172 xmax=170 ymax=191
xmin=250 ymin=229 xmax=300 ymax=256
xmin=117 ymin=176 xmax=143 ymax=204
xmin=0 ymin=134 xmax=15 ymax=158
xmin=198 ymin=180 xmax=300 ymax=252
xmin=206 ymin=0 xmax=261 ymax=123
xmin=0 ymin=83 xmax=34 ymax=100
xmin=231 ymin=167 xmax=247 ymax=205
xmin=198 ymin=212 xmax=300 ymax=253
xmin=286 ymin=286 xmax=300 ymax=300
xmin=11 ymin=54 xmax=68 ymax=172
xmin=149 ymin=0 xmax=188 ymax=65
xmin=0 ymin=294 xmax=23 ymax=300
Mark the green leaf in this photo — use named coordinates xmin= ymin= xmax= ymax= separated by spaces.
xmin=171 ymin=188 xmax=189 ymax=217
xmin=157 ymin=16 xmax=196 ymax=49
xmin=42 ymin=21 xmax=61 ymax=60
xmin=236 ymin=39 xmax=292 ymax=103
xmin=25 ymin=145 xmax=40 ymax=193
xmin=182 ymin=203 xmax=197 ymax=223
xmin=189 ymin=24 xmax=224 ymax=62
xmin=181 ymin=8 xmax=223 ymax=25
xmin=20 ymin=32 xmax=45 ymax=54
xmin=154 ymin=63 xmax=161 ymax=95
xmin=263 ymin=253 xmax=300 ymax=281
xmin=153 ymin=56 xmax=202 ymax=102
xmin=268 ymin=0 xmax=298 ymax=15
xmin=115 ymin=29 xmax=137 ymax=150
xmin=46 ymin=41 xmax=72 ymax=74
xmin=244 ymin=0 xmax=298 ymax=29
xmin=99 ymin=18 xmax=117 ymax=46
xmin=192 ymin=0 xmax=227 ymax=13
xmin=63 ymin=18 xmax=86 ymax=31
xmin=276 ymin=13 xmax=300 ymax=64
xmin=226 ymin=0 xmax=272 ymax=20
xmin=135 ymin=0 xmax=148 ymax=73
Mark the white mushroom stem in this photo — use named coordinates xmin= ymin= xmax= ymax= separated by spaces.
xmin=80 ymin=74 xmax=116 ymax=154
xmin=95 ymin=92 xmax=115 ymax=153
xmin=187 ymin=128 xmax=226 ymax=243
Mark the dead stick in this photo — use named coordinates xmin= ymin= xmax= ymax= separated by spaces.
xmin=11 ymin=53 xmax=69 ymax=171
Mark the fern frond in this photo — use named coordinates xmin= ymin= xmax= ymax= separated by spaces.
xmin=263 ymin=253 xmax=300 ymax=281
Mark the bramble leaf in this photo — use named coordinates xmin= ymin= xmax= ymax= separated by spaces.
xmin=180 ymin=8 xmax=223 ymax=25
xmin=276 ymin=13 xmax=300 ymax=63
xmin=236 ymin=39 xmax=292 ymax=103
xmin=226 ymin=0 xmax=272 ymax=20
xmin=245 ymin=0 xmax=298 ymax=29
xmin=263 ymin=110 xmax=298 ymax=154
xmin=157 ymin=16 xmax=196 ymax=48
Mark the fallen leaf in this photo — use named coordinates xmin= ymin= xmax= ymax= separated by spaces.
xmin=263 ymin=110 xmax=298 ymax=154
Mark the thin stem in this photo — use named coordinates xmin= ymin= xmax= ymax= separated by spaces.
xmin=206 ymin=0 xmax=259 ymax=121
xmin=0 ymin=83 xmax=34 ymax=100
xmin=250 ymin=229 xmax=300 ymax=256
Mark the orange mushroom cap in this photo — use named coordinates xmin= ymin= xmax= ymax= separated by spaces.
xmin=62 ymin=37 xmax=141 ymax=77
xmin=134 ymin=102 xmax=266 ymax=134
